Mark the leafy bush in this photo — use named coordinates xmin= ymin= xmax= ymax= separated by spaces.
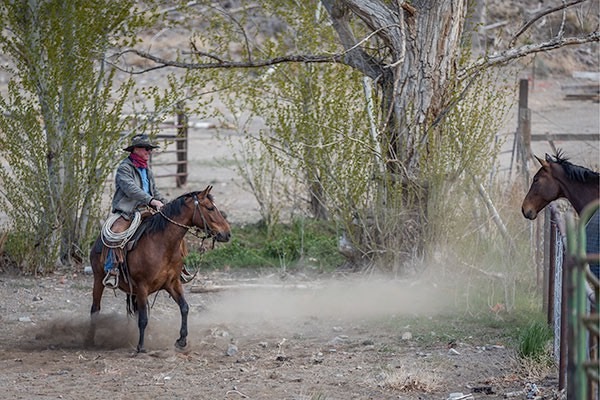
xmin=1 ymin=230 xmax=56 ymax=274
xmin=184 ymin=218 xmax=344 ymax=271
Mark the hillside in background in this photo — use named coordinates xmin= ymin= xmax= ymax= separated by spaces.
xmin=485 ymin=0 xmax=598 ymax=75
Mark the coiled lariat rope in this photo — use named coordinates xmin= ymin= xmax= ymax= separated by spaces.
xmin=101 ymin=212 xmax=142 ymax=249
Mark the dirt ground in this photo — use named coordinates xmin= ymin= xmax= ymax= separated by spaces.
xmin=0 ymin=270 xmax=562 ymax=400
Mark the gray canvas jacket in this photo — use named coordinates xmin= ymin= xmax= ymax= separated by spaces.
xmin=111 ymin=157 xmax=165 ymax=218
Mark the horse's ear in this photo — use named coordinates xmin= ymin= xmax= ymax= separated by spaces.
xmin=204 ymin=185 xmax=213 ymax=194
xmin=534 ymin=155 xmax=547 ymax=167
xmin=545 ymin=153 xmax=554 ymax=163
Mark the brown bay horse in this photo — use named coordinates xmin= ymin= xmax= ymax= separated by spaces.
xmin=522 ymin=152 xmax=599 ymax=219
xmin=521 ymin=151 xmax=600 ymax=278
xmin=87 ymin=186 xmax=231 ymax=353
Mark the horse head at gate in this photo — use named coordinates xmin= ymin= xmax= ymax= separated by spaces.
xmin=521 ymin=151 xmax=600 ymax=220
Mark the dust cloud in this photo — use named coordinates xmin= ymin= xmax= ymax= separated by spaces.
xmin=196 ymin=277 xmax=451 ymax=328
xmin=23 ymin=313 xmax=141 ymax=351
xmin=18 ymin=276 xmax=454 ymax=352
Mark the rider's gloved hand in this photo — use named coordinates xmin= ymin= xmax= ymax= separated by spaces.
xmin=149 ymin=198 xmax=164 ymax=210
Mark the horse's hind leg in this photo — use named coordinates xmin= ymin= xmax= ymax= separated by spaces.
xmin=87 ymin=237 xmax=106 ymax=347
xmin=166 ymin=283 xmax=189 ymax=350
xmin=86 ymin=275 xmax=105 ymax=347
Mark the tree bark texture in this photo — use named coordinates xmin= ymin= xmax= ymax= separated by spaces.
xmin=319 ymin=0 xmax=469 ymax=264
xmin=322 ymin=0 xmax=468 ymax=180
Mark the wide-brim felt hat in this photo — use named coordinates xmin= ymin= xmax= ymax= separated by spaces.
xmin=123 ymin=134 xmax=160 ymax=152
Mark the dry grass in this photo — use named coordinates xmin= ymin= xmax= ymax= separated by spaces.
xmin=369 ymin=366 xmax=442 ymax=393
xmin=517 ymin=354 xmax=557 ymax=382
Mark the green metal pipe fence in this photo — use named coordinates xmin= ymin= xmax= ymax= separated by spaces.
xmin=565 ymin=201 xmax=599 ymax=399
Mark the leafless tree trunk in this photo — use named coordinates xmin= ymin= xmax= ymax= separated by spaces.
xmin=322 ymin=0 xmax=467 ymax=182
xmin=317 ymin=1 xmax=469 ymax=259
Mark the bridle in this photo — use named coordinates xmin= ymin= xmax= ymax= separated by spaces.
xmin=157 ymin=193 xmax=218 ymax=245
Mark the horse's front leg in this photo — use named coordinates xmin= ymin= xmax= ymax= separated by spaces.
xmin=176 ymin=295 xmax=189 ymax=349
xmin=167 ymin=284 xmax=189 ymax=349
xmin=135 ymin=291 xmax=149 ymax=353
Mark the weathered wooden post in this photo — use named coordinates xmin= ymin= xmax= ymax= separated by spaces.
xmin=176 ymin=102 xmax=188 ymax=188
xmin=517 ymin=79 xmax=532 ymax=185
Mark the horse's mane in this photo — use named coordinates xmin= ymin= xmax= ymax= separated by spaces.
xmin=551 ymin=150 xmax=600 ymax=185
xmin=145 ymin=191 xmax=213 ymax=234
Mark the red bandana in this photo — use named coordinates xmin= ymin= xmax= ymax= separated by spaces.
xmin=129 ymin=153 xmax=148 ymax=169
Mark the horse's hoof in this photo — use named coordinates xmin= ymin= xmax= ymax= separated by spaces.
xmin=84 ymin=334 xmax=96 ymax=348
xmin=137 ymin=347 xmax=147 ymax=354
xmin=175 ymin=339 xmax=187 ymax=350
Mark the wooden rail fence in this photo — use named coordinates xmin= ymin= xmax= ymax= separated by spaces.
xmin=152 ymin=102 xmax=189 ymax=188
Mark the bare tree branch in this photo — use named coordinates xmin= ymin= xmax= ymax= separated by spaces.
xmin=509 ymin=0 xmax=589 ymax=47
xmin=110 ymin=49 xmax=344 ymax=74
xmin=462 ymin=31 xmax=599 ymax=80
xmin=117 ymin=27 xmax=598 ymax=80
xmin=114 ymin=0 xmax=598 ymax=81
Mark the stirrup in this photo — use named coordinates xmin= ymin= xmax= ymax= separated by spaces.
xmin=180 ymin=266 xmax=196 ymax=284
xmin=103 ymin=269 xmax=119 ymax=289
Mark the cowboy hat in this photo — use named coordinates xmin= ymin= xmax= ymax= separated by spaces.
xmin=123 ymin=134 xmax=160 ymax=152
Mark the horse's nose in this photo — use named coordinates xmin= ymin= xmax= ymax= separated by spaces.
xmin=216 ymin=231 xmax=231 ymax=242
xmin=522 ymin=207 xmax=537 ymax=220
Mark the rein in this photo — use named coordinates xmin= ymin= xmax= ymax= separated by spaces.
xmin=158 ymin=194 xmax=215 ymax=244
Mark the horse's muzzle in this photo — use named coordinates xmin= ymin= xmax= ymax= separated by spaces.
xmin=215 ymin=232 xmax=231 ymax=242
xmin=521 ymin=207 xmax=537 ymax=220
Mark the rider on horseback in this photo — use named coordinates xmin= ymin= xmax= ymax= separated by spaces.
xmin=102 ymin=134 xmax=193 ymax=288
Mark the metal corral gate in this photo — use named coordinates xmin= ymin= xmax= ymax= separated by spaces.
xmin=545 ymin=202 xmax=599 ymax=399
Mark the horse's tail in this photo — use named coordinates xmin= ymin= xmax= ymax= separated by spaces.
xmin=89 ymin=236 xmax=104 ymax=271
xmin=126 ymin=294 xmax=138 ymax=316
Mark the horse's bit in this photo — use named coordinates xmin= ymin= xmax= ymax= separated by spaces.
xmin=158 ymin=194 xmax=216 ymax=245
